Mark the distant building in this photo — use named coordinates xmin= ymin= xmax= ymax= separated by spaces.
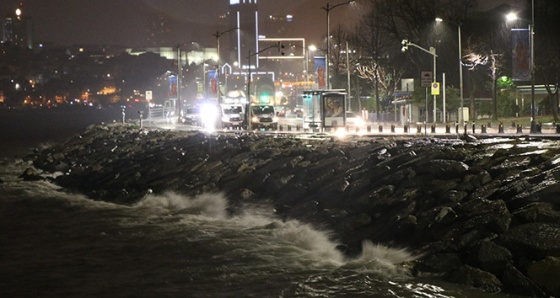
xmin=227 ymin=0 xmax=259 ymax=69
xmin=2 ymin=3 xmax=33 ymax=49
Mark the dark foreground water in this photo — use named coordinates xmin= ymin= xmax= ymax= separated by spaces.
xmin=0 ymin=110 xmax=521 ymax=297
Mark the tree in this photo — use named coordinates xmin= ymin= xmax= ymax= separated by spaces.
xmin=350 ymin=0 xmax=479 ymax=120
xmin=352 ymin=0 xmax=405 ymax=117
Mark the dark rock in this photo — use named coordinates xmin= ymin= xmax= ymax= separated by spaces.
xmin=502 ymin=263 xmax=548 ymax=297
xmin=527 ymin=256 xmax=560 ymax=297
xmin=498 ymin=223 xmax=560 ymax=260
xmin=414 ymin=253 xmax=463 ymax=277
xmin=25 ymin=124 xmax=560 ymax=297
xmin=19 ymin=167 xmax=44 ymax=181
xmin=512 ymin=202 xmax=560 ymax=224
xmin=448 ymin=265 xmax=503 ymax=293
xmin=466 ymin=239 xmax=512 ymax=275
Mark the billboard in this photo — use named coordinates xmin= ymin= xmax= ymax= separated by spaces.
xmin=208 ymin=69 xmax=218 ymax=97
xmin=314 ymin=56 xmax=326 ymax=89
xmin=511 ymin=28 xmax=531 ymax=81
xmin=168 ymin=75 xmax=177 ymax=98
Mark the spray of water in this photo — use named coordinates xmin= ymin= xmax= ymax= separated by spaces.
xmin=135 ymin=191 xmax=228 ymax=220
xmin=134 ymin=191 xmax=418 ymax=276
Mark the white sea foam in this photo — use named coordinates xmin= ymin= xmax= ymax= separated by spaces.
xmin=133 ymin=191 xmax=417 ymax=276
xmin=135 ymin=191 xmax=229 ymax=220
xmin=344 ymin=240 xmax=419 ymax=277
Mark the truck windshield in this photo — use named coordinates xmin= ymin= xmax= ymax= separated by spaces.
xmin=224 ymin=106 xmax=242 ymax=114
xmin=253 ymin=105 xmax=274 ymax=114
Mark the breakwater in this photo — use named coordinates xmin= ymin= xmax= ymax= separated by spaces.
xmin=23 ymin=124 xmax=560 ymax=297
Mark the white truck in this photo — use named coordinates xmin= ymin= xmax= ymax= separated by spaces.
xmin=220 ymin=104 xmax=244 ymax=129
xmin=250 ymin=104 xmax=278 ymax=130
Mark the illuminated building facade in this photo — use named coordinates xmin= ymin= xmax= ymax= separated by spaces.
xmin=2 ymin=3 xmax=33 ymax=49
xmin=228 ymin=0 xmax=259 ymax=69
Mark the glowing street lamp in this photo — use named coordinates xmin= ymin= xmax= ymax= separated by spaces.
xmin=435 ymin=17 xmax=464 ymax=126
xmin=307 ymin=45 xmax=317 ymax=88
xmin=507 ymin=0 xmax=536 ymax=133
xmin=213 ymin=28 xmax=238 ymax=101
xmin=402 ymin=39 xmax=438 ymax=123
xmin=322 ymin=1 xmax=355 ymax=89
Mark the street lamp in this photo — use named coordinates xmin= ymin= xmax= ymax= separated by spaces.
xmin=507 ymin=0 xmax=536 ymax=133
xmin=435 ymin=18 xmax=464 ymax=126
xmin=307 ymin=45 xmax=317 ymax=89
xmin=213 ymin=27 xmax=238 ymax=101
xmin=322 ymin=0 xmax=355 ymax=89
xmin=402 ymin=39 xmax=438 ymax=123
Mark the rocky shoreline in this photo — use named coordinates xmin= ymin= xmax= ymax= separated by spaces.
xmin=22 ymin=123 xmax=560 ymax=297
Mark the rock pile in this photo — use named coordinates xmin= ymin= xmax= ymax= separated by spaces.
xmin=26 ymin=124 xmax=560 ymax=297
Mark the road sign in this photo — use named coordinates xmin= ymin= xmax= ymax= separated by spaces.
xmin=145 ymin=90 xmax=152 ymax=101
xmin=431 ymin=82 xmax=440 ymax=95
xmin=421 ymin=71 xmax=432 ymax=87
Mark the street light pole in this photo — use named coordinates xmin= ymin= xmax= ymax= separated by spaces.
xmin=402 ymin=40 xmax=438 ymax=124
xmin=432 ymin=46 xmax=437 ymax=124
xmin=507 ymin=1 xmax=536 ymax=132
xmin=322 ymin=1 xmax=354 ymax=90
xmin=176 ymin=44 xmax=182 ymax=118
xmin=458 ymin=24 xmax=464 ymax=127
xmin=530 ymin=0 xmax=536 ymax=133
xmin=436 ymin=18 xmax=464 ymax=126
xmin=307 ymin=45 xmax=316 ymax=90
xmin=346 ymin=41 xmax=351 ymax=110
xmin=213 ymin=27 xmax=238 ymax=102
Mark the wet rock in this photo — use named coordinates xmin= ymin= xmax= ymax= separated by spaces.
xmin=502 ymin=263 xmax=548 ymax=297
xmin=527 ymin=256 xmax=560 ymax=297
xmin=19 ymin=167 xmax=43 ymax=181
xmin=512 ymin=202 xmax=560 ymax=224
xmin=414 ymin=253 xmax=463 ymax=277
xmin=498 ymin=223 xmax=560 ymax=259
xmin=448 ymin=265 xmax=503 ymax=293
xmin=26 ymin=124 xmax=560 ymax=297
xmin=466 ymin=239 xmax=512 ymax=275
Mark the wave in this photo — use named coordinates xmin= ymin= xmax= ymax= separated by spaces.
xmin=134 ymin=191 xmax=229 ymax=219
xmin=133 ymin=191 xmax=418 ymax=277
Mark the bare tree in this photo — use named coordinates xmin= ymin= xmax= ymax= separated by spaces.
xmin=352 ymin=0 xmax=405 ymax=117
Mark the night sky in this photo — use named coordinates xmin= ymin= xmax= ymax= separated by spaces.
xmin=0 ymin=0 xmax=335 ymax=48
xmin=1 ymin=0 xmax=518 ymax=48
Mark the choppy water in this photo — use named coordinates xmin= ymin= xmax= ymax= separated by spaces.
xmin=0 ymin=156 xmax=523 ymax=298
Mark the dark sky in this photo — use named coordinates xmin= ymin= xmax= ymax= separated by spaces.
xmin=1 ymin=0 xmax=517 ymax=48
xmin=0 ymin=0 xmax=336 ymax=48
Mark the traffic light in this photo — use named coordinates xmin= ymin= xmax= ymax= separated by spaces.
xmin=277 ymin=42 xmax=285 ymax=55
xmin=401 ymin=39 xmax=409 ymax=52
xmin=256 ymin=77 xmax=275 ymax=104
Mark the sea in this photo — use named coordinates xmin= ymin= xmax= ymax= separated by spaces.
xmin=0 ymin=108 xmax=521 ymax=297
